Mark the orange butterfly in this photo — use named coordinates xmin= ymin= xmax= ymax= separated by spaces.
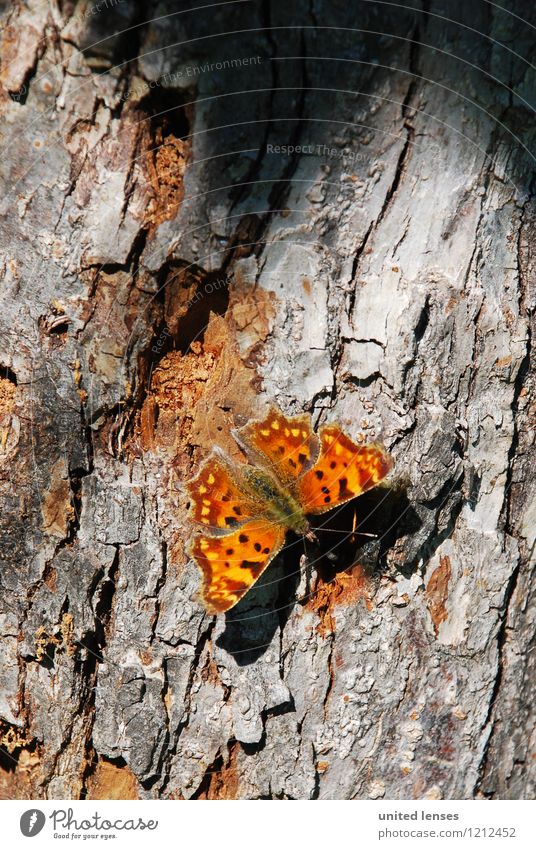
xmin=186 ymin=407 xmax=392 ymax=614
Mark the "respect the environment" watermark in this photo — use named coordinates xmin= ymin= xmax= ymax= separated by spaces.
xmin=120 ymin=57 xmax=263 ymax=102
xmin=266 ymin=142 xmax=370 ymax=165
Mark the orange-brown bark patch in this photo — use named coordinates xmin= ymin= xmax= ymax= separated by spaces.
xmin=0 ymin=748 xmax=43 ymax=800
xmin=43 ymin=567 xmax=57 ymax=592
xmin=145 ymin=133 xmax=187 ymax=228
xmin=0 ymin=377 xmax=18 ymax=458
xmin=85 ymin=758 xmax=140 ymax=800
xmin=134 ymin=316 xmax=257 ymax=459
xmin=197 ymin=743 xmax=240 ymax=800
xmin=307 ymin=563 xmax=373 ymax=637
xmin=0 ymin=377 xmax=16 ymax=416
xmin=41 ymin=459 xmax=74 ymax=539
xmin=425 ymin=555 xmax=452 ymax=635
xmin=139 ymin=395 xmax=158 ymax=452
xmin=201 ymin=655 xmax=222 ymax=687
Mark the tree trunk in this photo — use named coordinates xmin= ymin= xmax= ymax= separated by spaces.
xmin=0 ymin=0 xmax=534 ymax=801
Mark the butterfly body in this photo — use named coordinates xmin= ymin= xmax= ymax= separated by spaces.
xmin=240 ymin=465 xmax=311 ymax=536
xmin=187 ymin=406 xmax=393 ymax=614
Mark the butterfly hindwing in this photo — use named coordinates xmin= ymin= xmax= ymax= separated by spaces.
xmin=190 ymin=519 xmax=287 ymax=613
xmin=298 ymin=425 xmax=392 ymax=514
xmin=235 ymin=406 xmax=320 ymax=484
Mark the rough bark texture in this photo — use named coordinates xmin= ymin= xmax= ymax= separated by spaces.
xmin=0 ymin=0 xmax=534 ymax=800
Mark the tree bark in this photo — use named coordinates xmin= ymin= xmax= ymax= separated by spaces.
xmin=0 ymin=0 xmax=534 ymax=800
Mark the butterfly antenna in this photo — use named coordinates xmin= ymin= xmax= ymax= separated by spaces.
xmin=309 ymin=527 xmax=378 ymax=537
xmin=310 ymin=509 xmax=378 ymax=539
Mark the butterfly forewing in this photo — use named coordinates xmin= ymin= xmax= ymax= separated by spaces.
xmin=190 ymin=519 xmax=287 ymax=613
xmin=236 ymin=407 xmax=320 ymax=485
xmin=298 ymin=425 xmax=392 ymax=514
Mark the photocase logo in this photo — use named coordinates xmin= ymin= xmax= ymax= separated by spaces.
xmin=20 ymin=809 xmax=46 ymax=837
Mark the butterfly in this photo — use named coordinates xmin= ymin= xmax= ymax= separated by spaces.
xmin=186 ymin=406 xmax=393 ymax=614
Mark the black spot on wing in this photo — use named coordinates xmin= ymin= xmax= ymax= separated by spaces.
xmin=238 ymin=533 xmax=249 ymax=543
xmin=224 ymin=579 xmax=248 ymax=593
xmin=241 ymin=559 xmax=261 ymax=570
xmin=315 ymin=470 xmax=324 ymax=479
xmin=225 ymin=516 xmax=239 ymax=527
xmin=338 ymin=477 xmax=353 ymax=499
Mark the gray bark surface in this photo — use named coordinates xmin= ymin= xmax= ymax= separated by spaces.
xmin=0 ymin=0 xmax=534 ymax=800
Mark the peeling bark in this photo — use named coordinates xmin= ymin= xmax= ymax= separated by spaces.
xmin=0 ymin=0 xmax=534 ymax=800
